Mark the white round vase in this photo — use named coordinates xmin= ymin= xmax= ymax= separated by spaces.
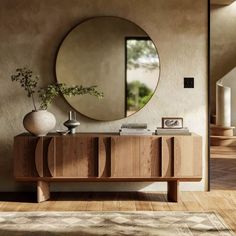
xmin=23 ymin=110 xmax=56 ymax=136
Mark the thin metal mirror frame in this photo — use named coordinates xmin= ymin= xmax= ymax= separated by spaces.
xmin=54 ymin=16 xmax=161 ymax=121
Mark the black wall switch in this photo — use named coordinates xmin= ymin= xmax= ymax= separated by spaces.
xmin=184 ymin=77 xmax=194 ymax=88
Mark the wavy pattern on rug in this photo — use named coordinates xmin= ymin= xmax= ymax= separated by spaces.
xmin=0 ymin=211 xmax=234 ymax=236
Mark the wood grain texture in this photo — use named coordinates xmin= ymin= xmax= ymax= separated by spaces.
xmin=1 ymin=191 xmax=236 ymax=234
xmin=14 ymin=134 xmax=202 ymax=185
xmin=167 ymin=181 xmax=179 ymax=202
xmin=161 ymin=137 xmax=174 ymax=177
xmin=37 ymin=181 xmax=50 ymax=203
xmin=15 ymin=177 xmax=202 ymax=182
xmin=193 ymin=136 xmax=202 ymax=177
xmin=98 ymin=137 xmax=111 ymax=177
xmin=139 ymin=137 xmax=161 ymax=177
xmin=211 ymin=135 xmax=236 ymax=146
xmin=50 ymin=136 xmax=99 ymax=177
xmin=211 ymin=0 xmax=236 ymax=6
xmin=35 ymin=138 xmax=44 ymax=177
xmin=210 ymin=124 xmax=234 ymax=136
xmin=174 ymin=136 xmax=202 ymax=177
xmin=47 ymin=137 xmax=56 ymax=177
xmin=210 ymin=146 xmax=236 ymax=158
xmin=114 ymin=136 xmax=139 ymax=177
xmin=110 ymin=136 xmax=161 ymax=178
xmin=14 ymin=136 xmax=39 ymax=177
xmin=210 ymin=154 xmax=236 ymax=190
xmin=153 ymin=137 xmax=162 ymax=177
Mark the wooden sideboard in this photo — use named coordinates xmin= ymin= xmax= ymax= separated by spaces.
xmin=14 ymin=133 xmax=202 ymax=202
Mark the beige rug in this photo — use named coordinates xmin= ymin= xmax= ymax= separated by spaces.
xmin=0 ymin=211 xmax=234 ymax=236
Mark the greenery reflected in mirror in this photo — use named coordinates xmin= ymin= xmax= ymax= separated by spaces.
xmin=127 ymin=81 xmax=153 ymax=115
xmin=127 ymin=39 xmax=159 ymax=70
xmin=126 ymin=38 xmax=159 ymax=116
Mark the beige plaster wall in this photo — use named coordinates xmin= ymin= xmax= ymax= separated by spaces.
xmin=0 ymin=0 xmax=208 ymax=192
xmin=210 ymin=3 xmax=236 ymax=115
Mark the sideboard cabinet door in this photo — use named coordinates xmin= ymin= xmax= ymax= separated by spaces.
xmin=174 ymin=136 xmax=202 ymax=178
xmin=47 ymin=136 xmax=98 ymax=177
xmin=14 ymin=136 xmax=39 ymax=177
xmin=110 ymin=136 xmax=162 ymax=178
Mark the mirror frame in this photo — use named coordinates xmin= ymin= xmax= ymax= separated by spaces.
xmin=55 ymin=16 xmax=161 ymax=121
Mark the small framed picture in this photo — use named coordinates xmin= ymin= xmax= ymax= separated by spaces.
xmin=162 ymin=117 xmax=183 ymax=129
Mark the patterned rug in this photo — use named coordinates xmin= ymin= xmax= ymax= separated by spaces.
xmin=0 ymin=211 xmax=234 ymax=236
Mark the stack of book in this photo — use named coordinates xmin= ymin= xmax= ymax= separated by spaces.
xmin=155 ymin=127 xmax=190 ymax=135
xmin=119 ymin=123 xmax=153 ymax=136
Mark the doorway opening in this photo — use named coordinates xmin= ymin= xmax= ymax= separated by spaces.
xmin=209 ymin=1 xmax=236 ymax=191
xmin=125 ymin=37 xmax=159 ymax=116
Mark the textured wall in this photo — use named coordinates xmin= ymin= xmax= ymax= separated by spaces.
xmin=210 ymin=3 xmax=236 ymax=115
xmin=0 ymin=0 xmax=208 ymax=192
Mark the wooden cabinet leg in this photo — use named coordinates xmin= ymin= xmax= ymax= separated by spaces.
xmin=37 ymin=181 xmax=50 ymax=203
xmin=167 ymin=181 xmax=179 ymax=202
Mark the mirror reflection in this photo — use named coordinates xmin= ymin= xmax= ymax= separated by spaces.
xmin=56 ymin=17 xmax=160 ymax=121
xmin=126 ymin=38 xmax=159 ymax=116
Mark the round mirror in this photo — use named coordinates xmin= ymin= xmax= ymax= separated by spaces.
xmin=56 ymin=16 xmax=160 ymax=121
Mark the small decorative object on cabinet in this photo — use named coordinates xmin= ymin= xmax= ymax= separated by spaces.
xmin=64 ymin=111 xmax=80 ymax=134
xmin=162 ymin=117 xmax=183 ymax=129
xmin=119 ymin=123 xmax=152 ymax=135
xmin=155 ymin=127 xmax=190 ymax=135
xmin=10 ymin=67 xmax=103 ymax=136
xmin=14 ymin=133 xmax=202 ymax=203
xmin=23 ymin=110 xmax=56 ymax=137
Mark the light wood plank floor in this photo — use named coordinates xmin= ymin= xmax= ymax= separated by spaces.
xmin=0 ymin=191 xmax=236 ymax=233
xmin=211 ymin=158 xmax=236 ymax=190
xmin=211 ymin=152 xmax=236 ymax=190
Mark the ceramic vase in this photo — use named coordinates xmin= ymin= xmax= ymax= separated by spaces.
xmin=23 ymin=110 xmax=56 ymax=136
xmin=63 ymin=111 xmax=80 ymax=134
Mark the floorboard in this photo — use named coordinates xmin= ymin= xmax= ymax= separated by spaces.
xmin=0 ymin=191 xmax=236 ymax=233
xmin=210 ymin=157 xmax=236 ymax=190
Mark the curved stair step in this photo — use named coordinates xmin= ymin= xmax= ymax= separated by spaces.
xmin=211 ymin=135 xmax=236 ymax=146
xmin=210 ymin=124 xmax=235 ymax=136
xmin=210 ymin=146 xmax=236 ymax=157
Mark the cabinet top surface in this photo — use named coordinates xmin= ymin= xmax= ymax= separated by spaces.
xmin=15 ymin=132 xmax=200 ymax=138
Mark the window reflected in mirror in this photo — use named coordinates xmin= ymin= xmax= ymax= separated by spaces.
xmin=126 ymin=38 xmax=159 ymax=116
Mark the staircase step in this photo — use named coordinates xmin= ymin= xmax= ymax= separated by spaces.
xmin=210 ymin=124 xmax=235 ymax=136
xmin=211 ymin=135 xmax=236 ymax=146
xmin=210 ymin=146 xmax=236 ymax=157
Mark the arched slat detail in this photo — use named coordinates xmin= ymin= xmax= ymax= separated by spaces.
xmin=98 ymin=137 xmax=106 ymax=177
xmin=98 ymin=137 xmax=111 ymax=177
xmin=161 ymin=137 xmax=174 ymax=177
xmin=35 ymin=137 xmax=44 ymax=177
xmin=47 ymin=137 xmax=56 ymax=177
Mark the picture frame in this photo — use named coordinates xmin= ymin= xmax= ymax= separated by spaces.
xmin=162 ymin=117 xmax=183 ymax=129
